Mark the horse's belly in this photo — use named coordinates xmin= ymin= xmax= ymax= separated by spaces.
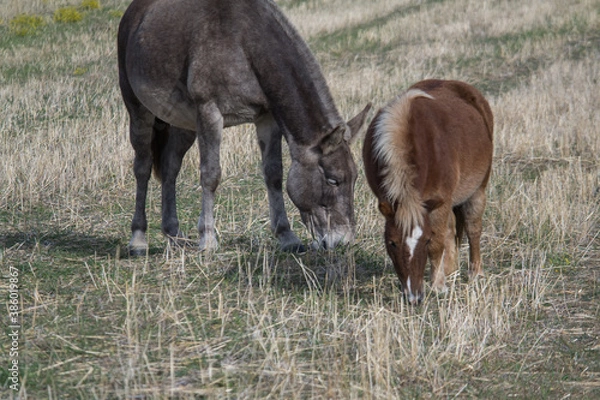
xmin=133 ymin=81 xmax=265 ymax=131
xmin=136 ymin=87 xmax=197 ymax=130
xmin=452 ymin=167 xmax=489 ymax=206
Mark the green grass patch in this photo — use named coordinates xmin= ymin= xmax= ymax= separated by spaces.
xmin=8 ymin=13 xmax=46 ymax=36
xmin=53 ymin=7 xmax=83 ymax=23
xmin=81 ymin=0 xmax=102 ymax=10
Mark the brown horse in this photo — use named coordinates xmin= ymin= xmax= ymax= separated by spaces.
xmin=118 ymin=0 xmax=370 ymax=255
xmin=363 ymin=80 xmax=493 ymax=304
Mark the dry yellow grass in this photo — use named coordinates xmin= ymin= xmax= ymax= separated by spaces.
xmin=1 ymin=0 xmax=599 ymax=398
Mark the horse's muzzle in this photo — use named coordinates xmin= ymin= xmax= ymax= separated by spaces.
xmin=310 ymin=229 xmax=354 ymax=250
xmin=404 ymin=290 xmax=424 ymax=305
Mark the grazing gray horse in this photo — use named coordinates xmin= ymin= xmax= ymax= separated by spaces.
xmin=118 ymin=0 xmax=371 ymax=254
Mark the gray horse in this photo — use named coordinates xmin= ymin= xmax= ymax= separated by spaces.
xmin=118 ymin=0 xmax=370 ymax=254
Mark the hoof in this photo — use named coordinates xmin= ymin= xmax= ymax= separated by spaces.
xmin=198 ymin=236 xmax=219 ymax=252
xmin=128 ymin=230 xmax=148 ymax=257
xmin=128 ymin=246 xmax=148 ymax=257
xmin=431 ymin=283 xmax=448 ymax=294
xmin=277 ymin=231 xmax=305 ymax=253
xmin=281 ymin=242 xmax=307 ymax=254
xmin=468 ymin=270 xmax=484 ymax=280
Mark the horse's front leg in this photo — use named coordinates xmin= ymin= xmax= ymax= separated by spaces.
xmin=255 ymin=114 xmax=305 ymax=252
xmin=196 ymin=103 xmax=222 ymax=251
xmin=428 ymin=206 xmax=452 ymax=293
xmin=159 ymin=124 xmax=196 ymax=246
xmin=442 ymin=211 xmax=459 ymax=276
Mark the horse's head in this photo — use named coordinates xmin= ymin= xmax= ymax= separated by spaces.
xmin=287 ymin=105 xmax=370 ymax=249
xmin=379 ymin=202 xmax=431 ymax=305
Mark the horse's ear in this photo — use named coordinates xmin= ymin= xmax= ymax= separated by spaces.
xmin=320 ymin=102 xmax=372 ymax=153
xmin=345 ymin=103 xmax=372 ymax=144
xmin=319 ymin=125 xmax=345 ymax=154
xmin=378 ymin=202 xmax=395 ymax=219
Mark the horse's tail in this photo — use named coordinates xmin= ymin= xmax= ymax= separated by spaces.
xmin=151 ymin=118 xmax=169 ymax=182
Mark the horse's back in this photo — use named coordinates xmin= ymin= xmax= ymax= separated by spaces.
xmin=410 ymin=80 xmax=493 ymax=142
xmin=118 ymin=0 xmax=268 ymax=130
xmin=408 ymin=80 xmax=493 ymax=204
xmin=364 ymin=80 xmax=493 ymax=211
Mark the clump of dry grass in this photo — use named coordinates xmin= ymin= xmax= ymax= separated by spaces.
xmin=59 ymin=246 xmax=549 ymax=398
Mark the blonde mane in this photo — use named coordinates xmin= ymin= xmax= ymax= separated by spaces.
xmin=372 ymin=89 xmax=434 ymax=235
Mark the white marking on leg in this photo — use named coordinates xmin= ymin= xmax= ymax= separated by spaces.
xmin=405 ymin=225 xmax=423 ymax=260
xmin=128 ymin=230 xmax=148 ymax=255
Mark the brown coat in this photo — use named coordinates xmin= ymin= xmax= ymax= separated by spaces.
xmin=363 ymin=80 xmax=493 ymax=304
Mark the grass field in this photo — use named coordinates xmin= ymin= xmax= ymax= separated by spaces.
xmin=1 ymin=0 xmax=599 ymax=398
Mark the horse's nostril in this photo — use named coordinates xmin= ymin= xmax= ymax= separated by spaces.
xmin=309 ymin=238 xmax=331 ymax=250
xmin=403 ymin=286 xmax=424 ymax=306
xmin=406 ymin=294 xmax=423 ymax=306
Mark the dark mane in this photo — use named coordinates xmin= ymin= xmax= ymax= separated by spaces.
xmin=245 ymin=0 xmax=344 ymax=145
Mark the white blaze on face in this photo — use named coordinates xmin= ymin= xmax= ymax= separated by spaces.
xmin=405 ymin=225 xmax=423 ymax=260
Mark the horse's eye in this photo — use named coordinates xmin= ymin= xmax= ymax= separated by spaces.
xmin=326 ymin=178 xmax=339 ymax=186
xmin=388 ymin=240 xmax=397 ymax=249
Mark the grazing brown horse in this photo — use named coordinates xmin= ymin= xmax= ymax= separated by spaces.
xmin=363 ymin=80 xmax=493 ymax=304
xmin=118 ymin=0 xmax=370 ymax=255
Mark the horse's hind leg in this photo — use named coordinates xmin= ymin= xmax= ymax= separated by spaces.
xmin=196 ymin=103 xmax=223 ymax=251
xmin=158 ymin=125 xmax=196 ymax=245
xmin=255 ymin=114 xmax=305 ymax=252
xmin=127 ymin=108 xmax=155 ymax=256
xmin=463 ymin=188 xmax=487 ymax=278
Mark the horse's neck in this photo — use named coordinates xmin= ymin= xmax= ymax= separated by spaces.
xmin=247 ymin=1 xmax=343 ymax=146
